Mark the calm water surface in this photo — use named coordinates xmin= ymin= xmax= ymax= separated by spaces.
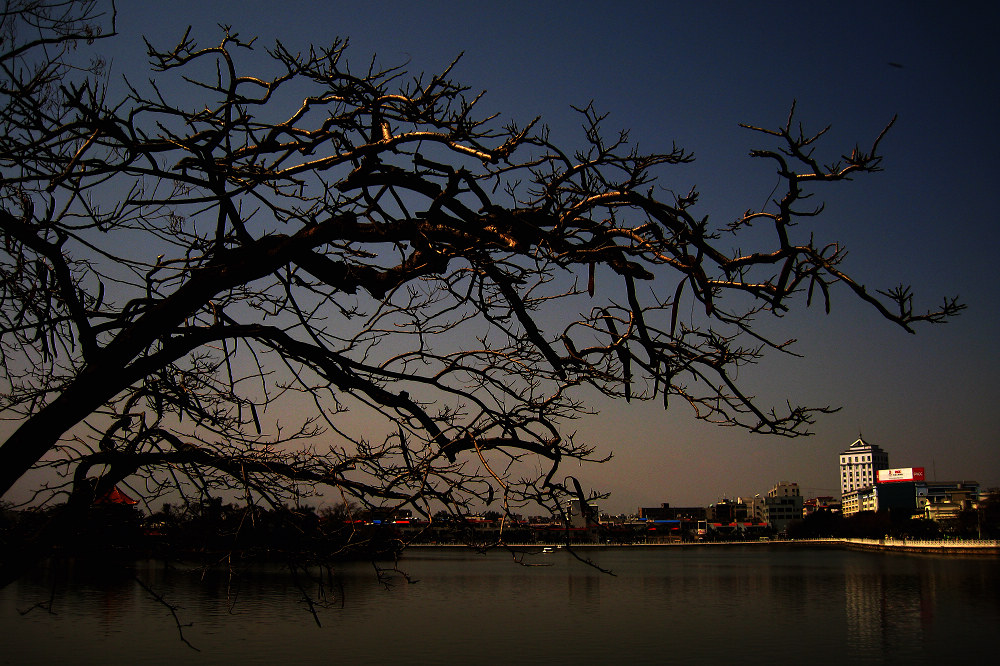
xmin=1 ymin=545 xmax=997 ymax=664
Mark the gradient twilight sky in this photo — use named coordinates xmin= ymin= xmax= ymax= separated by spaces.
xmin=91 ymin=1 xmax=999 ymax=512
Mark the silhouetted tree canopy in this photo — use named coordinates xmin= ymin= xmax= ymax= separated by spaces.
xmin=0 ymin=1 xmax=962 ymax=583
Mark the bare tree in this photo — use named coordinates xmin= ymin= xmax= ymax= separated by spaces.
xmin=0 ymin=1 xmax=962 ymax=581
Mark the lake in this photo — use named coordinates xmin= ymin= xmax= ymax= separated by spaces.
xmin=1 ymin=544 xmax=997 ymax=664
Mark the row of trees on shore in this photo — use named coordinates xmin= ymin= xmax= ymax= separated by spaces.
xmin=4 ymin=489 xmax=997 ymax=566
xmin=789 ymin=501 xmax=1000 ymax=541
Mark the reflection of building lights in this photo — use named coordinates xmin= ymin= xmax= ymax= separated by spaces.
xmin=845 ymin=564 xmax=932 ymax=653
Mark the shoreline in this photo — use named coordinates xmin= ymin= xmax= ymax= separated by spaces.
xmin=408 ymin=538 xmax=1000 ymax=557
xmin=818 ymin=537 xmax=1000 ymax=556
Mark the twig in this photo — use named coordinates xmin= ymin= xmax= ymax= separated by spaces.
xmin=134 ymin=576 xmax=200 ymax=652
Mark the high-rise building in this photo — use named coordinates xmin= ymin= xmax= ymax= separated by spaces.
xmin=839 ymin=437 xmax=889 ymax=497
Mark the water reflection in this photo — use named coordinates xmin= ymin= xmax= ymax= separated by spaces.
xmin=2 ymin=547 xmax=997 ymax=664
xmin=842 ymin=555 xmax=982 ymax=660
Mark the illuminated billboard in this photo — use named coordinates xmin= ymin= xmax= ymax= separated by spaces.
xmin=877 ymin=467 xmax=926 ymax=483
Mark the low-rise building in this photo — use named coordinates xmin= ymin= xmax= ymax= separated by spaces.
xmin=742 ymin=494 xmax=766 ymax=523
xmin=567 ymin=498 xmax=599 ymax=528
xmin=764 ymin=482 xmax=803 ymax=533
xmin=842 ymin=482 xmax=913 ymax=517
xmin=706 ymin=498 xmax=749 ymax=523
xmin=803 ymin=496 xmax=841 ymax=517
xmin=840 ymin=477 xmax=981 ymax=520
xmin=638 ymin=503 xmax=706 ymax=521
xmin=919 ymin=481 xmax=980 ymax=522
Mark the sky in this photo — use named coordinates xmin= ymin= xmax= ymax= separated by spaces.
xmin=64 ymin=1 xmax=1000 ymax=513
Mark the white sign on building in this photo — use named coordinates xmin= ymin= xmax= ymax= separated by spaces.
xmin=877 ymin=467 xmax=925 ymax=483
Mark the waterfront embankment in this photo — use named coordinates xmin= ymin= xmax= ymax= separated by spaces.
xmin=411 ymin=538 xmax=1000 ymax=556
xmin=830 ymin=537 xmax=999 ymax=556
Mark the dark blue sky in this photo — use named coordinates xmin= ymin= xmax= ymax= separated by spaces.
xmin=105 ymin=1 xmax=999 ymax=510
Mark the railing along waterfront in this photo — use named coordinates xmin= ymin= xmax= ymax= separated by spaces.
xmin=834 ymin=537 xmax=999 ymax=554
xmin=408 ymin=538 xmax=1000 ymax=553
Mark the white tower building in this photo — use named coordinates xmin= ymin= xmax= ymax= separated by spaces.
xmin=839 ymin=437 xmax=889 ymax=496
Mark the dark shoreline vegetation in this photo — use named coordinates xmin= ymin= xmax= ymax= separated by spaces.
xmin=3 ymin=497 xmax=998 ymax=573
